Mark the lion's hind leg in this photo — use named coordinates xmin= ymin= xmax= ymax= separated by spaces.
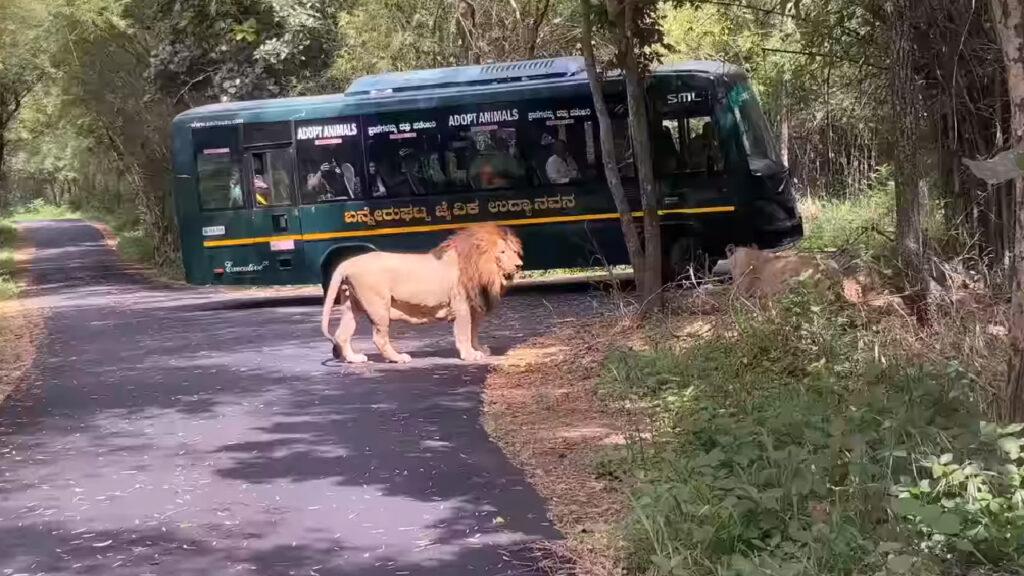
xmin=363 ymin=298 xmax=412 ymax=364
xmin=334 ymin=290 xmax=368 ymax=364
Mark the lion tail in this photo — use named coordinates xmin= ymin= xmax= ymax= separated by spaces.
xmin=321 ymin=261 xmax=348 ymax=345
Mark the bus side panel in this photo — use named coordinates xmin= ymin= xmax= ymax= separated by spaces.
xmin=171 ymin=123 xmax=207 ymax=285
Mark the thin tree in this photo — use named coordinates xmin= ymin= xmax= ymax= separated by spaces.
xmin=888 ymin=0 xmax=930 ymax=325
xmin=578 ymin=0 xmax=663 ymax=312
xmin=990 ymin=0 xmax=1024 ymax=420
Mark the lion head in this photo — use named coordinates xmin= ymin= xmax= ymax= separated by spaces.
xmin=432 ymin=223 xmax=523 ymax=312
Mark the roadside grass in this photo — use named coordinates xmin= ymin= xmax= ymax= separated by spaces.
xmin=598 ymin=285 xmax=1020 ymax=576
xmin=477 ymin=165 xmax=1018 ymax=574
xmin=0 ymin=221 xmax=17 ymax=299
xmin=798 ymin=165 xmax=895 ymax=255
xmin=0 ymin=218 xmax=45 ymax=407
xmin=9 ymin=199 xmax=81 ymax=222
xmin=585 ymin=172 xmax=1021 ymax=575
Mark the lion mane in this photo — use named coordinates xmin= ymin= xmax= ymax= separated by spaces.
xmin=431 ymin=224 xmax=523 ymax=313
xmin=321 ymin=223 xmax=523 ymax=364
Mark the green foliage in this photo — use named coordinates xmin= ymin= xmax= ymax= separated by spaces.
xmin=332 ymin=0 xmax=459 ymax=87
xmin=599 ymin=287 xmax=1017 ymax=575
xmin=10 ymin=199 xmax=80 ymax=222
xmin=0 ymin=220 xmax=16 ymax=299
xmin=799 ymin=166 xmax=895 ymax=254
xmin=892 ymin=422 xmax=1024 ymax=566
xmin=143 ymin=0 xmax=342 ymax=103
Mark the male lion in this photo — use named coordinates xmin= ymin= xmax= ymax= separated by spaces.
xmin=321 ymin=223 xmax=523 ymax=363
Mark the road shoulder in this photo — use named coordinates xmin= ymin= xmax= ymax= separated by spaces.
xmin=482 ymin=317 xmax=634 ymax=575
xmin=0 ymin=226 xmax=46 ymax=407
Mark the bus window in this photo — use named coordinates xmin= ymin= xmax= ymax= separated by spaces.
xmin=729 ymin=83 xmax=782 ymax=173
xmin=443 ymin=104 xmax=526 ymax=191
xmin=296 ymin=119 xmax=364 ymax=203
xmin=658 ymin=115 xmax=723 ymax=174
xmin=611 ymin=119 xmax=636 ymax=180
xmin=197 ymin=150 xmax=244 ymax=210
xmin=363 ymin=112 xmax=445 ymax=198
xmin=193 ymin=125 xmax=244 ymax=211
xmin=249 ymin=149 xmax=293 ymax=207
xmin=524 ymin=100 xmax=599 ymax=186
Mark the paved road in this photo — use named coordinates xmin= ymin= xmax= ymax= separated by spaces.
xmin=0 ymin=220 xmax=608 ymax=575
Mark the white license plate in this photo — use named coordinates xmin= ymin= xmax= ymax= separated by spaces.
xmin=270 ymin=239 xmax=295 ymax=252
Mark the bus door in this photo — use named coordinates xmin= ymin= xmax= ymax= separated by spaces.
xmin=191 ymin=125 xmax=257 ymax=284
xmin=242 ymin=123 xmax=305 ymax=284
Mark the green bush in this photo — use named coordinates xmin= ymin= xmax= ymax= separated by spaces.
xmin=0 ymin=221 xmax=17 ymax=299
xmin=11 ymin=199 xmax=80 ymax=221
xmin=800 ymin=166 xmax=895 ymax=255
xmin=892 ymin=422 xmax=1024 ymax=567
xmin=600 ymin=287 xmax=1016 ymax=575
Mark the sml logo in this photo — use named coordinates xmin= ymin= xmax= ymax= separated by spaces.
xmin=667 ymin=92 xmax=702 ymax=104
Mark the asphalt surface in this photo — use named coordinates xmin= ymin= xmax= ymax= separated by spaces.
xmin=0 ymin=220 xmax=609 ymax=575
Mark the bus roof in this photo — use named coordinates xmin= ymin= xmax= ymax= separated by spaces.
xmin=172 ymin=57 xmax=747 ymax=126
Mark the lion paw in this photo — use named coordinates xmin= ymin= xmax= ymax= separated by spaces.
xmin=460 ymin=349 xmax=486 ymax=362
xmin=475 ymin=345 xmax=491 ymax=356
xmin=345 ymin=353 xmax=369 ymax=364
xmin=390 ymin=353 xmax=412 ymax=364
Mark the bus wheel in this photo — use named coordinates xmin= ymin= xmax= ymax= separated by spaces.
xmin=662 ymin=237 xmax=709 ymax=286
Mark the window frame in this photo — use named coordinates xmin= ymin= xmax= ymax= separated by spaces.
xmin=244 ymin=145 xmax=298 ymax=209
xmin=295 ymin=117 xmax=367 ymax=205
xmin=193 ymin=125 xmax=246 ymax=213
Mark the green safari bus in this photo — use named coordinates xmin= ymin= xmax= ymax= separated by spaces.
xmin=170 ymin=56 xmax=802 ymax=288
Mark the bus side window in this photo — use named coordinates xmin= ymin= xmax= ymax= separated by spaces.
xmin=682 ymin=116 xmax=722 ymax=173
xmin=363 ymin=113 xmax=448 ymax=198
xmin=524 ymin=100 xmax=600 ymax=187
xmin=296 ymin=118 xmax=364 ymax=204
xmin=193 ymin=126 xmax=244 ymax=211
xmin=610 ymin=118 xmax=636 ymax=180
xmin=441 ymin=104 xmax=526 ymax=192
xmin=197 ymin=150 xmax=244 ymax=210
xmin=249 ymin=149 xmax=293 ymax=207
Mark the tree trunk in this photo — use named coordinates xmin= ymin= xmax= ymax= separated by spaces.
xmin=619 ymin=23 xmax=662 ymax=311
xmin=990 ymin=0 xmax=1024 ymax=421
xmin=780 ymin=78 xmax=790 ymax=167
xmin=889 ymin=0 xmax=931 ymax=325
xmin=579 ymin=0 xmax=647 ymax=291
xmin=0 ymin=131 xmax=7 ymax=214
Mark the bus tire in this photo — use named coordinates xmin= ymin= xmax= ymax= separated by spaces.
xmin=662 ymin=236 xmax=709 ymax=286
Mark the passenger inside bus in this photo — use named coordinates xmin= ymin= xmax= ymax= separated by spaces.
xmin=686 ymin=120 xmax=722 ymax=172
xmin=253 ymin=154 xmax=270 ymax=206
xmin=469 ymin=132 xmax=522 ymax=189
xmin=545 ymin=139 xmax=580 ymax=184
xmin=368 ymin=161 xmax=388 ymax=198
xmin=228 ymin=167 xmax=243 ymax=207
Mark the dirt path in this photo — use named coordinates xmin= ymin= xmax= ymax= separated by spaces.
xmin=0 ymin=220 xmax=607 ymax=575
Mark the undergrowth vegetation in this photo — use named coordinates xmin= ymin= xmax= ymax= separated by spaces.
xmin=599 ymin=287 xmax=1022 ymax=575
xmin=0 ymin=220 xmax=17 ymax=299
xmin=9 ymin=198 xmax=80 ymax=221
xmin=592 ymin=185 xmax=1021 ymax=575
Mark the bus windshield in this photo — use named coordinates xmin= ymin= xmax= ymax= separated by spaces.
xmin=729 ymin=83 xmax=782 ymax=174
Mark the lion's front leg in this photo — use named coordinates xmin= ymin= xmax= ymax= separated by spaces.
xmin=470 ymin=308 xmax=490 ymax=356
xmin=454 ymin=305 xmax=485 ymax=362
